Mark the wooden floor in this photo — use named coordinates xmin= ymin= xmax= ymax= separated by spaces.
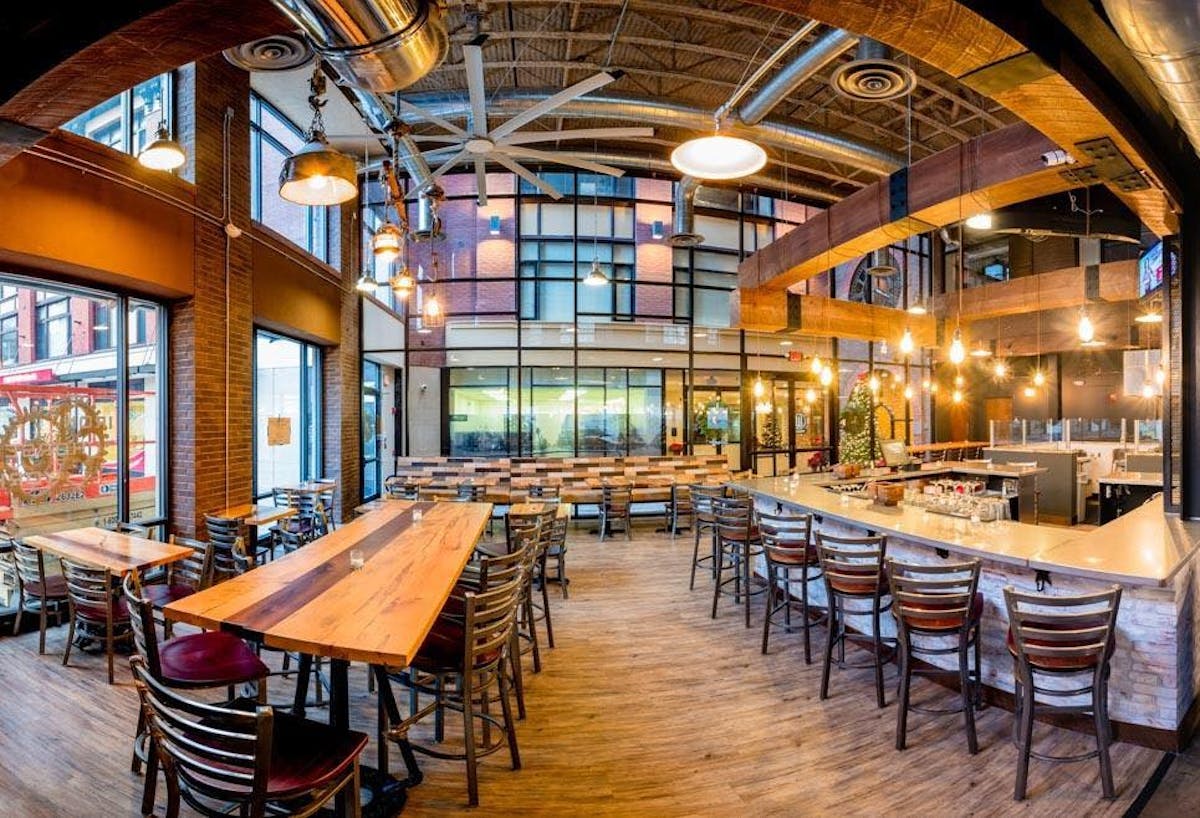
xmin=0 ymin=524 xmax=1186 ymax=817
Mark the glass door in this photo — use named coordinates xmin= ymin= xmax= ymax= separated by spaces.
xmin=362 ymin=360 xmax=381 ymax=501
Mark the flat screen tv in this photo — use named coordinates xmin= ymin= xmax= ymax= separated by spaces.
xmin=1139 ymin=240 xmax=1164 ymax=298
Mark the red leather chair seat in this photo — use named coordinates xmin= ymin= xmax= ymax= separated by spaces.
xmin=901 ymin=591 xmax=984 ymax=631
xmin=158 ymin=632 xmax=270 ymax=687
xmin=142 ymin=583 xmax=196 ymax=608
xmin=73 ymin=596 xmax=130 ymax=623
xmin=413 ymin=619 xmax=501 ymax=673
xmin=827 ymin=565 xmax=885 ymax=596
xmin=1005 ymin=619 xmax=1107 ymax=670
xmin=475 ymin=541 xmax=508 ymax=560
xmin=23 ymin=575 xmax=68 ymax=599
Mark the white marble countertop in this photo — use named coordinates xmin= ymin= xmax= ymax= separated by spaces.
xmin=737 ymin=477 xmax=1200 ymax=587
xmin=1097 ymin=471 xmax=1164 ymax=487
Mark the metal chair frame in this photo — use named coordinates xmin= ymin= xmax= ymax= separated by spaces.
xmin=758 ymin=510 xmax=825 ymax=662
xmin=710 ymin=494 xmax=765 ymax=628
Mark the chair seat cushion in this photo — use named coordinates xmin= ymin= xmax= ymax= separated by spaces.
xmin=901 ymin=591 xmax=983 ymax=631
xmin=412 ymin=618 xmax=501 ymax=673
xmin=158 ymin=631 xmax=270 ymax=686
xmin=142 ymin=583 xmax=196 ymax=609
xmin=72 ymin=596 xmax=130 ymax=623
xmin=23 ymin=574 xmax=68 ymax=600
xmin=1005 ymin=621 xmax=1107 ymax=670
xmin=768 ymin=545 xmax=818 ymax=566
xmin=475 ymin=542 xmax=509 ymax=559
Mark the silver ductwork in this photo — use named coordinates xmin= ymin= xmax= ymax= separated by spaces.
xmin=345 ymin=86 xmax=434 ymax=189
xmin=398 ymin=90 xmax=904 ymax=175
xmin=670 ymin=176 xmax=704 ymax=246
xmin=830 ymin=37 xmax=916 ymax=101
xmin=269 ymin=0 xmax=447 ymax=92
xmin=411 ymin=185 xmax=444 ymax=241
xmin=1101 ymin=0 xmax=1200 ymax=157
xmin=737 ymin=29 xmax=858 ymax=126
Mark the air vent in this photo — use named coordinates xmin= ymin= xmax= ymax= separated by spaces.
xmin=830 ymin=38 xmax=915 ymax=101
xmin=667 ymin=232 xmax=704 ymax=247
xmin=224 ymin=34 xmax=315 ymax=72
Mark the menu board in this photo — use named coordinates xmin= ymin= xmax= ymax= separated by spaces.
xmin=1139 ymin=240 xmax=1164 ymax=297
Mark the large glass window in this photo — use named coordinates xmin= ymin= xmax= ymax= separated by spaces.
xmin=62 ymin=74 xmax=172 ymax=158
xmin=254 ymin=330 xmax=322 ymax=498
xmin=250 ymin=94 xmax=329 ymax=262
xmin=0 ymin=276 xmax=167 ymax=535
xmin=362 ymin=360 xmax=381 ymax=501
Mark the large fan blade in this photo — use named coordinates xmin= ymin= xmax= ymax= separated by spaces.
xmin=475 ymin=158 xmax=488 ymax=208
xmin=499 ymin=145 xmax=626 ymax=177
xmin=463 ymin=37 xmax=489 ymax=137
xmin=488 ymin=71 xmax=619 ymax=141
xmin=501 ymin=126 xmax=654 ymax=146
xmin=409 ymin=134 xmax=466 ymax=144
xmin=395 ymin=99 xmax=469 ymax=138
xmin=492 ymin=153 xmax=563 ymax=200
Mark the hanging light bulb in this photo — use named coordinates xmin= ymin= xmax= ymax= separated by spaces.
xmin=372 ymin=222 xmax=404 ymax=263
xmin=583 ymin=258 xmax=610 ymax=287
xmin=753 ymin=377 xmax=766 ymax=399
xmin=810 ymin=354 xmax=823 ymax=375
xmin=1077 ymin=309 xmax=1095 ymax=343
xmin=921 ymin=378 xmax=932 ymax=391
xmin=868 ymin=373 xmax=880 ymax=393
xmin=1023 ymin=386 xmax=1036 ymax=398
xmin=390 ymin=266 xmax=415 ymax=299
xmin=952 ymin=388 xmax=964 ymax=404
xmin=1033 ymin=369 xmax=1046 ymax=387
xmin=993 ymin=359 xmax=1008 ymax=378
xmin=819 ymin=365 xmax=833 ymax=387
xmin=965 ymin=212 xmax=993 ymax=230
xmin=948 ymin=327 xmax=966 ymax=365
xmin=804 ymin=388 xmax=817 ymax=404
xmin=1141 ymin=381 xmax=1155 ymax=399
xmin=421 ymin=291 xmax=444 ymax=328
xmin=279 ymin=70 xmax=357 ymax=206
xmin=355 ymin=273 xmax=377 ymax=293
xmin=954 ymin=373 xmax=964 ymax=388
xmin=899 ymin=327 xmax=914 ymax=356
xmin=903 ymin=384 xmax=914 ymax=400
xmin=138 ymin=122 xmax=186 ymax=170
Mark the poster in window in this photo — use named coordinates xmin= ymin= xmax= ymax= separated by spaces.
xmin=267 ymin=416 xmax=292 ymax=446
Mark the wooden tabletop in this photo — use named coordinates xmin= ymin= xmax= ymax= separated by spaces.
xmin=164 ymin=500 xmax=491 ymax=666
xmin=509 ymin=501 xmax=572 ymax=519
xmin=278 ymin=480 xmax=336 ymax=495
xmin=26 ymin=528 xmax=192 ymax=576
xmin=209 ymin=502 xmax=298 ymax=526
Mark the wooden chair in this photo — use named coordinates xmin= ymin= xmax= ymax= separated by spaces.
xmin=688 ymin=484 xmax=725 ymax=590
xmin=318 ymin=488 xmax=337 ymax=532
xmin=598 ymin=485 xmax=632 ymax=542
xmin=816 ymin=531 xmax=893 ymax=708
xmin=526 ymin=483 xmax=561 ymax=501
xmin=379 ymin=575 xmax=524 ymax=806
xmin=1004 ymin=584 xmax=1122 ymax=801
xmin=758 ymin=511 xmax=824 ymax=662
xmin=205 ymin=515 xmax=269 ymax=578
xmin=544 ymin=513 xmax=570 ymax=599
xmin=61 ymin=559 xmax=131 ymax=684
xmin=506 ymin=508 xmax=558 ymax=669
xmin=710 ymin=494 xmax=764 ymax=628
xmin=889 ymin=557 xmax=983 ymax=754
xmin=139 ymin=535 xmax=214 ymax=638
xmin=130 ymin=655 xmax=367 ymax=818
xmin=110 ymin=521 xmax=153 ymax=539
xmin=271 ymin=487 xmax=293 ymax=507
xmin=665 ymin=483 xmax=694 ymax=540
xmin=10 ymin=539 xmax=68 ymax=653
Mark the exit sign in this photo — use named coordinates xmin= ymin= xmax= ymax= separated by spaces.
xmin=787 ymin=350 xmax=804 ymax=363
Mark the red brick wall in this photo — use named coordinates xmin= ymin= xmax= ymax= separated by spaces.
xmin=323 ymin=203 xmax=361 ymax=519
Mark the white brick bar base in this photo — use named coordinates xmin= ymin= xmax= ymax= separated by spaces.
xmin=752 ymin=496 xmax=1200 ymax=743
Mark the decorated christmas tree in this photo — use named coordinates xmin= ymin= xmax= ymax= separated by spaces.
xmin=839 ymin=374 xmax=881 ymax=464
xmin=760 ymin=408 xmax=783 ymax=449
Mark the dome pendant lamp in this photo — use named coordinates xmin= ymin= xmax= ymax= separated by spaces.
xmin=671 ymin=114 xmax=766 ymax=180
xmin=138 ymin=122 xmax=186 ymax=170
xmin=279 ymin=69 xmax=358 ymax=206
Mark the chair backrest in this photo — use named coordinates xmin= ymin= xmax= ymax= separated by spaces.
xmin=670 ymin=483 xmax=694 ymax=511
xmin=166 ymin=535 xmax=215 ymax=591
xmin=272 ymin=487 xmax=293 ymax=507
xmin=229 ymin=536 xmax=255 ymax=575
xmin=62 ymin=559 xmax=116 ymax=622
xmin=547 ymin=515 xmax=568 ymax=553
xmin=602 ymin=485 xmax=631 ymax=510
xmin=204 ymin=516 xmax=242 ymax=580
xmin=318 ymin=490 xmax=335 ymax=519
xmin=887 ymin=557 xmax=981 ymax=632
xmin=507 ymin=508 xmax=556 ymax=554
xmin=0 ymin=537 xmax=15 ymax=591
xmin=1003 ymin=585 xmax=1122 ymax=670
xmin=713 ymin=495 xmax=754 ymax=540
xmin=815 ymin=531 xmax=888 ymax=596
xmin=689 ymin=483 xmax=725 ymax=519
xmin=129 ymin=655 xmax=273 ymax=815
xmin=457 ymin=482 xmax=487 ymax=502
xmin=462 ymin=575 xmax=524 ymax=676
xmin=527 ymin=483 xmax=560 ymax=500
xmin=476 ymin=544 xmax=528 ymax=590
xmin=12 ymin=539 xmax=49 ymax=590
xmin=110 ymin=521 xmax=152 ymax=539
xmin=123 ymin=573 xmax=163 ymax=678
xmin=756 ymin=511 xmax=812 ymax=562
xmin=293 ymin=492 xmax=319 ymax=516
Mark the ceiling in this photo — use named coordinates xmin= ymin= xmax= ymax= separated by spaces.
xmin=249 ymin=0 xmax=1019 ymax=200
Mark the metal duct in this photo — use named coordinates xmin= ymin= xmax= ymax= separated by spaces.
xmin=269 ymin=0 xmax=447 ymax=92
xmin=398 ymin=90 xmax=904 ymax=175
xmin=345 ymin=86 xmax=434 ymax=189
xmin=670 ymin=176 xmax=704 ymax=246
xmin=1101 ymin=0 xmax=1200 ymax=157
xmin=737 ymin=29 xmax=858 ymax=126
xmin=830 ymin=37 xmax=916 ymax=101
xmin=411 ymin=185 xmax=444 ymax=241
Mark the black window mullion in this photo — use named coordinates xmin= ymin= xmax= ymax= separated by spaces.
xmin=116 ymin=294 xmax=130 ymax=523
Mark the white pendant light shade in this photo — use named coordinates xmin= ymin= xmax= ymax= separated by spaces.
xmin=670 ymin=134 xmax=767 ymax=180
xmin=1077 ymin=311 xmax=1095 ymax=343
xmin=948 ymin=327 xmax=966 ymax=365
xmin=965 ymin=212 xmax=993 ymax=230
xmin=899 ymin=328 xmax=914 ymax=356
xmin=279 ymin=135 xmax=358 ymax=205
xmin=355 ymin=273 xmax=377 ymax=293
xmin=373 ymin=223 xmax=404 ymax=262
xmin=138 ymin=123 xmax=186 ymax=170
xmin=583 ymin=258 xmax=610 ymax=287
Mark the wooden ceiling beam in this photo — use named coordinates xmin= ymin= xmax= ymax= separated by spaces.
xmin=737 ymin=291 xmax=938 ymax=347
xmin=937 ymin=260 xmax=1139 ymax=322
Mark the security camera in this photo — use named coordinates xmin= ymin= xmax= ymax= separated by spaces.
xmin=1040 ymin=149 xmax=1076 ymax=167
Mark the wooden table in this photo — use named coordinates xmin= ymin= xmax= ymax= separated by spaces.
xmin=210 ymin=502 xmax=298 ymax=527
xmin=164 ymin=499 xmax=492 ymax=816
xmin=278 ymin=480 xmax=337 ymax=495
xmin=509 ymin=501 xmax=572 ymax=520
xmin=26 ymin=527 xmax=191 ymax=576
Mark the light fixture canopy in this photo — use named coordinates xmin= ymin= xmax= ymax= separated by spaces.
xmin=964 ymin=212 xmax=993 ymax=230
xmin=670 ymin=133 xmax=767 ymax=180
xmin=279 ymin=69 xmax=358 ymax=206
xmin=583 ymin=258 xmax=610 ymax=287
xmin=138 ymin=123 xmax=186 ymax=171
xmin=948 ymin=327 xmax=966 ymax=365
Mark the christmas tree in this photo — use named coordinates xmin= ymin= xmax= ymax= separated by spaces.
xmin=839 ymin=374 xmax=881 ymax=464
xmin=760 ymin=408 xmax=783 ymax=449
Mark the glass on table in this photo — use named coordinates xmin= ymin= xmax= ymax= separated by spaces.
xmin=349 ymin=549 xmax=365 ymax=570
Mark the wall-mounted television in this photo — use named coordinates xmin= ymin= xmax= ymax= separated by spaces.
xmin=1139 ymin=240 xmax=1165 ymax=298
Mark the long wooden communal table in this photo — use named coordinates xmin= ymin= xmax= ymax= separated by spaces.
xmin=25 ymin=527 xmax=191 ymax=576
xmin=164 ymin=499 xmax=491 ymax=816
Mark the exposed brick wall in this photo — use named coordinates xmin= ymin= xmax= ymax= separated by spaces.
xmin=323 ymin=202 xmax=362 ymax=519
xmin=170 ymin=57 xmax=254 ymax=536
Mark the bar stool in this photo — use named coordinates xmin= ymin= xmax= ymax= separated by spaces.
xmin=888 ymin=557 xmax=983 ymax=753
xmin=688 ymin=484 xmax=724 ymax=590
xmin=758 ymin=511 xmax=824 ymax=662
xmin=665 ymin=483 xmax=694 ymax=539
xmin=1004 ymin=585 xmax=1122 ymax=801
xmin=599 ymin=484 xmax=632 ymax=541
xmin=816 ymin=531 xmax=893 ymax=708
xmin=710 ymin=494 xmax=764 ymax=628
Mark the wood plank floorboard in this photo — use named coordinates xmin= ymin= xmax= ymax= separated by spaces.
xmin=0 ymin=526 xmax=1181 ymax=816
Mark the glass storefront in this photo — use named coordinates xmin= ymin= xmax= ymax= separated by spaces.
xmin=254 ymin=330 xmax=322 ymax=498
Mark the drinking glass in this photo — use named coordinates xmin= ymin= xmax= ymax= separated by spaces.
xmin=349 ymin=549 xmax=365 ymax=570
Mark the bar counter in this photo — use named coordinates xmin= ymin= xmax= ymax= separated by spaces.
xmin=734 ymin=475 xmax=1200 ymax=749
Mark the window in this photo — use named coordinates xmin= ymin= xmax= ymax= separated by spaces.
xmin=62 ymin=74 xmax=172 ymax=158
xmin=35 ymin=295 xmax=70 ymax=359
xmin=0 ymin=289 xmax=17 ymax=366
xmin=92 ymin=302 xmax=113 ymax=350
xmin=250 ymin=94 xmax=330 ymax=262
xmin=128 ymin=305 xmax=150 ymax=346
xmin=254 ymin=330 xmax=323 ymax=499
xmin=673 ymin=248 xmax=738 ymax=327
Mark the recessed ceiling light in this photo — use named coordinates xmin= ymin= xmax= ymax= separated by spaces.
xmin=652 ymin=356 xmax=663 ymax=362
xmin=779 ymin=340 xmax=793 ymax=347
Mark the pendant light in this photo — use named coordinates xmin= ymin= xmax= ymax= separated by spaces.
xmin=1156 ymin=361 xmax=1167 ymax=386
xmin=952 ymin=388 xmax=964 ymax=404
xmin=752 ymin=376 xmax=766 ymax=399
xmin=1077 ymin=308 xmax=1095 ymax=343
xmin=421 ymin=251 xmax=445 ymax=330
xmin=355 ymin=272 xmax=378 ymax=293
xmin=583 ymin=167 xmax=610 ymax=286
xmin=903 ymin=383 xmax=914 ymax=400
xmin=279 ymin=69 xmax=357 ymax=206
xmin=867 ymin=247 xmax=897 ymax=278
xmin=819 ymin=365 xmax=833 ymax=387
xmin=1033 ymin=369 xmax=1046 ymax=387
xmin=671 ymin=124 xmax=766 ymax=180
xmin=964 ymin=212 xmax=993 ymax=230
xmin=804 ymin=388 xmax=817 ymax=404
xmin=993 ymin=359 xmax=1008 ymax=378
xmin=953 ymin=373 xmax=965 ymax=388
xmin=948 ymin=327 xmax=966 ymax=364
xmin=810 ymin=354 xmax=823 ymax=375
xmin=583 ymin=258 xmax=610 ymax=287
xmin=390 ymin=265 xmax=415 ymax=299
xmin=138 ymin=121 xmax=185 ymax=170
xmin=899 ymin=328 xmax=915 ymax=356
xmin=868 ymin=373 xmax=881 ymax=393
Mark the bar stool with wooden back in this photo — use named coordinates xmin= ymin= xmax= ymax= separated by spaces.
xmin=204 ymin=515 xmax=254 ymax=580
xmin=888 ymin=557 xmax=984 ymax=754
xmin=710 ymin=494 xmax=764 ymax=628
xmin=688 ymin=483 xmax=725 ymax=590
xmin=599 ymin=484 xmax=632 ymax=541
xmin=61 ymin=558 xmax=131 ymax=684
xmin=506 ymin=507 xmax=558 ymax=666
xmin=816 ymin=531 xmax=893 ymax=708
xmin=666 ymin=482 xmax=694 ymax=539
xmin=10 ymin=539 xmax=68 ymax=653
xmin=1004 ymin=584 xmax=1122 ymax=801
xmin=544 ymin=512 xmax=570 ymax=599
xmin=758 ymin=510 xmax=824 ymax=661
xmin=139 ymin=535 xmax=215 ymax=638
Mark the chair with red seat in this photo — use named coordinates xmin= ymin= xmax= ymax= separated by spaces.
xmin=139 ymin=535 xmax=214 ymax=638
xmin=129 ymin=655 xmax=366 ymax=818
xmin=10 ymin=539 xmax=68 ymax=654
xmin=888 ymin=557 xmax=983 ymax=754
xmin=1004 ymin=584 xmax=1122 ymax=801
xmin=711 ymin=494 xmax=764 ymax=628
xmin=61 ymin=559 xmax=131 ymax=684
xmin=758 ymin=510 xmax=824 ymax=661
xmin=816 ymin=531 xmax=894 ymax=708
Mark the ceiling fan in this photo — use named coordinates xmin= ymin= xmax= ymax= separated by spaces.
xmin=397 ymin=34 xmax=654 ymax=205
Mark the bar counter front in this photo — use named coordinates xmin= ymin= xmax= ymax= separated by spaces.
xmin=735 ymin=475 xmax=1200 ymax=750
